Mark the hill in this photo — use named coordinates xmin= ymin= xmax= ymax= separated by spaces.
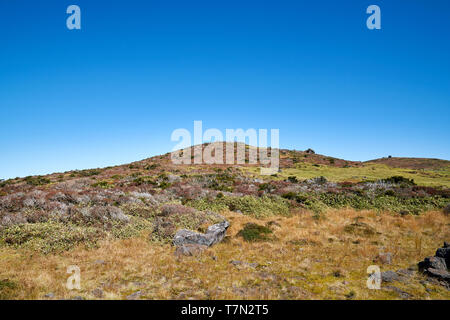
xmin=0 ymin=143 xmax=448 ymax=300
xmin=365 ymin=157 xmax=450 ymax=170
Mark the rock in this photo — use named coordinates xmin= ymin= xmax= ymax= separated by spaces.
xmin=436 ymin=246 xmax=450 ymax=265
xmin=230 ymin=260 xmax=258 ymax=269
xmin=418 ymin=256 xmax=447 ymax=272
xmin=173 ymin=220 xmax=230 ymax=247
xmin=175 ymin=244 xmax=207 ymax=257
xmin=126 ymin=291 xmax=143 ymax=300
xmin=418 ymin=242 xmax=450 ymax=285
xmin=92 ymin=288 xmax=104 ymax=298
xmin=381 ymin=271 xmax=399 ymax=283
xmin=384 ymin=285 xmax=411 ymax=299
xmin=93 ymin=259 xmax=106 ymax=265
xmin=44 ymin=292 xmax=55 ymax=298
xmin=397 ymin=269 xmax=415 ymax=277
xmin=425 ymin=268 xmax=450 ymax=284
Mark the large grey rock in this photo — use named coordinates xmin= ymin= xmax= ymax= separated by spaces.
xmin=173 ymin=220 xmax=230 ymax=247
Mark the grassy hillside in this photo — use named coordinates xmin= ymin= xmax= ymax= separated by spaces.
xmin=247 ymin=162 xmax=450 ymax=188
xmin=0 ymin=143 xmax=448 ymax=300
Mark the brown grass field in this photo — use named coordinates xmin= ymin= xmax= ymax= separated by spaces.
xmin=1 ymin=208 xmax=448 ymax=300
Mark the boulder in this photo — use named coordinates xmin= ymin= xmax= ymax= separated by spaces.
xmin=435 ymin=246 xmax=450 ymax=266
xmin=426 ymin=268 xmax=450 ymax=283
xmin=418 ymin=242 xmax=450 ymax=285
xmin=418 ymin=256 xmax=447 ymax=272
xmin=173 ymin=220 xmax=230 ymax=247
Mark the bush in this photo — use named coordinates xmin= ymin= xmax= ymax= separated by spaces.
xmin=237 ymin=223 xmax=273 ymax=242
xmin=76 ymin=169 xmax=100 ymax=177
xmin=287 ymin=176 xmax=298 ymax=183
xmin=24 ymin=176 xmax=51 ymax=186
xmin=0 ymin=279 xmax=18 ymax=299
xmin=0 ymin=221 xmax=104 ymax=254
xmin=187 ymin=195 xmax=290 ymax=218
xmin=150 ymin=204 xmax=222 ymax=242
xmin=381 ymin=176 xmax=416 ymax=186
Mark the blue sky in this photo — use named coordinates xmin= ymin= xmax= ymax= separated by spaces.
xmin=1 ymin=0 xmax=449 ymax=179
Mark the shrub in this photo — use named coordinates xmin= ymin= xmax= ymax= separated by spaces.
xmin=133 ymin=176 xmax=157 ymax=186
xmin=150 ymin=204 xmax=221 ymax=243
xmin=287 ymin=176 xmax=298 ymax=183
xmin=77 ymin=169 xmax=100 ymax=177
xmin=0 ymin=221 xmax=104 ymax=254
xmin=0 ymin=279 xmax=18 ymax=299
xmin=110 ymin=217 xmax=152 ymax=239
xmin=145 ymin=163 xmax=159 ymax=170
xmin=187 ymin=195 xmax=290 ymax=218
xmin=381 ymin=176 xmax=416 ymax=186
xmin=91 ymin=180 xmax=115 ymax=189
xmin=281 ymin=192 xmax=297 ymax=200
xmin=24 ymin=176 xmax=51 ymax=186
xmin=237 ymin=223 xmax=273 ymax=242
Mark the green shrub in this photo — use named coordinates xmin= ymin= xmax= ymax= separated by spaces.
xmin=187 ymin=195 xmax=290 ymax=218
xmin=91 ymin=180 xmax=115 ymax=189
xmin=0 ymin=221 xmax=104 ymax=254
xmin=0 ymin=279 xmax=18 ymax=299
xmin=77 ymin=169 xmax=100 ymax=177
xmin=381 ymin=176 xmax=416 ymax=186
xmin=237 ymin=223 xmax=273 ymax=242
xmin=24 ymin=176 xmax=51 ymax=186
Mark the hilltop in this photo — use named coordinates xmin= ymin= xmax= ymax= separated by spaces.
xmin=0 ymin=142 xmax=448 ymax=300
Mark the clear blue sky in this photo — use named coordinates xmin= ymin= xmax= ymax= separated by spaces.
xmin=1 ymin=0 xmax=449 ymax=179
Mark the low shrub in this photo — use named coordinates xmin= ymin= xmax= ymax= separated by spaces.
xmin=237 ymin=223 xmax=273 ymax=242
xmin=187 ymin=195 xmax=290 ymax=218
xmin=381 ymin=176 xmax=416 ymax=186
xmin=24 ymin=176 xmax=51 ymax=186
xmin=0 ymin=221 xmax=104 ymax=254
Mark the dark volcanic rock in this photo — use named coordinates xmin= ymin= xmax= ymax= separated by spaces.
xmin=418 ymin=256 xmax=447 ymax=272
xmin=426 ymin=268 xmax=450 ymax=281
xmin=418 ymin=242 xmax=450 ymax=285
xmin=436 ymin=246 xmax=450 ymax=265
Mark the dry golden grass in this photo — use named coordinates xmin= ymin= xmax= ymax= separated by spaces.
xmin=0 ymin=209 xmax=449 ymax=300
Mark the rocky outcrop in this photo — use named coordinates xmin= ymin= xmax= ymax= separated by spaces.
xmin=173 ymin=220 xmax=230 ymax=247
xmin=418 ymin=242 xmax=450 ymax=285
